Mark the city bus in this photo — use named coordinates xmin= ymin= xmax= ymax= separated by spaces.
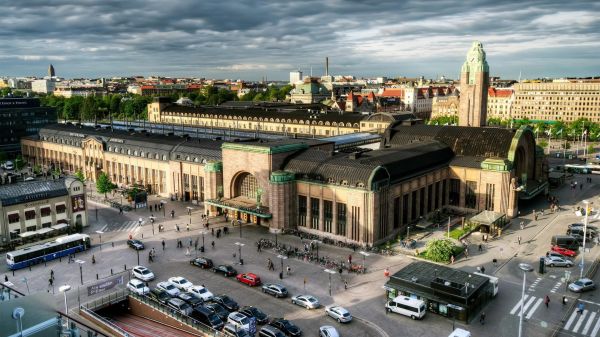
xmin=6 ymin=233 xmax=91 ymax=270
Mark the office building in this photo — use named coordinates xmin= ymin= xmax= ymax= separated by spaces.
xmin=0 ymin=98 xmax=57 ymax=155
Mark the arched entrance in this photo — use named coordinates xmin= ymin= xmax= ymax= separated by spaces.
xmin=233 ymin=172 xmax=259 ymax=199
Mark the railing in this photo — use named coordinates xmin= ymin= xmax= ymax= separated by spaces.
xmin=81 ymin=289 xmax=129 ymax=311
xmin=79 ymin=306 xmax=130 ymax=336
xmin=129 ymin=292 xmax=220 ymax=336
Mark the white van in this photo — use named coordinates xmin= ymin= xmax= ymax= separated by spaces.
xmin=385 ymin=296 xmax=426 ymax=320
xmin=449 ymin=328 xmax=471 ymax=337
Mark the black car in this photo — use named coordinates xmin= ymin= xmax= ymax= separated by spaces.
xmin=269 ymin=319 xmax=302 ymax=337
xmin=212 ymin=264 xmax=237 ymax=277
xmin=240 ymin=306 xmax=269 ymax=325
xmin=127 ymin=239 xmax=145 ymax=250
xmin=191 ymin=306 xmax=224 ymax=330
xmin=190 ymin=256 xmax=214 ymax=269
xmin=178 ymin=292 xmax=204 ymax=308
xmin=212 ymin=294 xmax=239 ymax=311
xmin=204 ymin=302 xmax=230 ymax=321
xmin=148 ymin=288 xmax=170 ymax=304
xmin=262 ymin=283 xmax=288 ymax=298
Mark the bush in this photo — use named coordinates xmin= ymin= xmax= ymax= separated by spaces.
xmin=449 ymin=223 xmax=474 ymax=240
xmin=424 ymin=238 xmax=459 ymax=263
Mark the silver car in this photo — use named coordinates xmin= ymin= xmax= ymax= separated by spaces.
xmin=325 ymin=305 xmax=352 ymax=323
xmin=544 ymin=256 xmax=573 ymax=267
xmin=569 ymin=278 xmax=596 ymax=293
xmin=291 ymin=294 xmax=320 ymax=309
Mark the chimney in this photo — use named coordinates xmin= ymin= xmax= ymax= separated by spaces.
xmin=325 ymin=57 xmax=329 ymax=76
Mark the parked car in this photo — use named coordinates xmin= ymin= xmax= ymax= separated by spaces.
xmin=262 ymin=283 xmax=288 ymax=298
xmin=191 ymin=306 xmax=224 ymax=330
xmin=291 ymin=295 xmax=320 ymax=309
xmin=212 ymin=265 xmax=237 ymax=277
xmin=236 ymin=273 xmax=262 ymax=286
xmin=189 ymin=285 xmax=214 ymax=301
xmin=550 ymin=245 xmax=577 ymax=257
xmin=222 ymin=323 xmax=253 ymax=337
xmin=204 ymin=302 xmax=230 ymax=321
xmin=131 ymin=265 xmax=155 ymax=281
xmin=269 ymin=319 xmax=302 ymax=337
xmin=544 ymin=256 xmax=573 ymax=267
xmin=148 ymin=288 xmax=171 ymax=304
xmin=127 ymin=279 xmax=149 ymax=295
xmin=127 ymin=239 xmax=145 ymax=250
xmin=227 ymin=311 xmax=251 ymax=332
xmin=240 ymin=306 xmax=269 ymax=325
xmin=213 ymin=295 xmax=240 ymax=311
xmin=167 ymin=298 xmax=193 ymax=316
xmin=569 ymin=278 xmax=596 ymax=293
xmin=259 ymin=325 xmax=286 ymax=337
xmin=325 ymin=305 xmax=352 ymax=323
xmin=319 ymin=326 xmax=339 ymax=337
xmin=168 ymin=276 xmax=194 ymax=291
xmin=157 ymin=281 xmax=180 ymax=297
xmin=567 ymin=227 xmax=595 ymax=238
xmin=190 ymin=256 xmax=214 ymax=269
xmin=569 ymin=223 xmax=599 ymax=232
xmin=178 ymin=292 xmax=203 ymax=308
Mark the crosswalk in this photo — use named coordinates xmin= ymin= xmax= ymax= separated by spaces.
xmin=510 ymin=294 xmax=544 ymax=320
xmin=564 ymin=309 xmax=600 ymax=336
xmin=98 ymin=220 xmax=144 ymax=233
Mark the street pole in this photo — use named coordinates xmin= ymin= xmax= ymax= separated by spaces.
xmin=518 ymin=263 xmax=533 ymax=337
xmin=581 ymin=200 xmax=590 ymax=279
xmin=59 ymin=285 xmax=71 ymax=328
xmin=136 ymin=249 xmax=140 ymax=265
xmin=324 ymin=269 xmax=336 ymax=296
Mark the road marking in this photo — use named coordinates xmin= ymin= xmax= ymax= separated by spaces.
xmin=573 ymin=310 xmax=589 ymax=333
xmin=99 ymin=225 xmax=108 ymax=232
xmin=511 ymin=295 xmax=530 ymax=315
xmin=579 ymin=299 xmax=600 ymax=307
xmin=590 ymin=314 xmax=600 ymax=337
xmin=526 ymin=298 xmax=543 ymax=319
xmin=519 ymin=296 xmax=537 ymax=317
xmin=582 ymin=311 xmax=596 ymax=335
xmin=565 ymin=311 xmax=579 ymax=330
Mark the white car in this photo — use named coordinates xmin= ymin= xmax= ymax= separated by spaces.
xmin=131 ymin=265 xmax=155 ymax=281
xmin=291 ymin=294 xmax=320 ymax=309
xmin=157 ymin=281 xmax=180 ymax=296
xmin=168 ymin=276 xmax=194 ymax=291
xmin=319 ymin=326 xmax=340 ymax=337
xmin=189 ymin=285 xmax=214 ymax=301
xmin=325 ymin=305 xmax=352 ymax=323
xmin=127 ymin=279 xmax=149 ymax=295
xmin=227 ymin=311 xmax=251 ymax=332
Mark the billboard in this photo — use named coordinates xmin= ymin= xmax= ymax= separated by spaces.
xmin=71 ymin=194 xmax=86 ymax=212
xmin=87 ymin=275 xmax=124 ymax=296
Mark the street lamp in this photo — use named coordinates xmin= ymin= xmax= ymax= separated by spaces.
xmin=277 ymin=254 xmax=288 ymax=278
xmin=148 ymin=216 xmax=156 ymax=235
xmin=359 ymin=251 xmax=370 ymax=272
xmin=95 ymin=231 xmax=103 ymax=251
xmin=580 ymin=200 xmax=591 ymax=279
xmin=324 ymin=269 xmax=337 ymax=296
xmin=59 ymin=284 xmax=71 ymax=328
xmin=518 ymin=263 xmax=534 ymax=337
xmin=21 ymin=277 xmax=30 ymax=294
xmin=235 ymin=242 xmax=245 ymax=265
xmin=75 ymin=260 xmax=85 ymax=285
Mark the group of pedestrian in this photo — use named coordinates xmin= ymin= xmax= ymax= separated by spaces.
xmin=151 ymin=203 xmax=164 ymax=212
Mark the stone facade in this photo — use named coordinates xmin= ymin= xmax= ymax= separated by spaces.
xmin=458 ymin=41 xmax=489 ymax=127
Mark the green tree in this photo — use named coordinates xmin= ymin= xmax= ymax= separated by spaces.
xmin=62 ymin=96 xmax=84 ymax=121
xmin=14 ymin=155 xmax=25 ymax=170
xmin=424 ymin=238 xmax=458 ymax=263
xmin=109 ymin=95 xmax=121 ymax=119
xmin=0 ymin=87 xmax=12 ymax=97
xmin=33 ymin=164 xmax=42 ymax=175
xmin=96 ymin=172 xmax=116 ymax=199
xmin=81 ymin=96 xmax=98 ymax=122
xmin=74 ymin=170 xmax=85 ymax=182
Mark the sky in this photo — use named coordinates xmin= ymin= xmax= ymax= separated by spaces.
xmin=1 ymin=0 xmax=599 ymax=80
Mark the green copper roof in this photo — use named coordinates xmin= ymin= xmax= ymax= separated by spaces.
xmin=222 ymin=142 xmax=308 ymax=154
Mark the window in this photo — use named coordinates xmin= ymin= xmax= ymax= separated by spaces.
xmin=310 ymin=198 xmax=320 ymax=229
xmin=411 ymin=191 xmax=417 ymax=221
xmin=237 ymin=173 xmax=258 ymax=199
xmin=8 ymin=213 xmax=19 ymax=224
xmin=25 ymin=210 xmax=36 ymax=220
xmin=402 ymin=194 xmax=409 ymax=225
xmin=298 ymin=196 xmax=307 ymax=227
xmin=324 ymin=200 xmax=333 ymax=233
xmin=40 ymin=207 xmax=51 ymax=217
xmin=449 ymin=179 xmax=460 ymax=206
xmin=465 ymin=181 xmax=477 ymax=209
xmin=56 ymin=204 xmax=66 ymax=214
xmin=337 ymin=203 xmax=346 ymax=235
xmin=393 ymin=197 xmax=400 ymax=229
xmin=485 ymin=183 xmax=495 ymax=211
xmin=351 ymin=206 xmax=360 ymax=240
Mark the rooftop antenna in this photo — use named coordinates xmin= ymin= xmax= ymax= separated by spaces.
xmin=325 ymin=57 xmax=329 ymax=76
xmin=518 ymin=70 xmax=522 ymax=83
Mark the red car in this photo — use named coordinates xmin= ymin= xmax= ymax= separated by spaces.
xmin=551 ymin=245 xmax=577 ymax=257
xmin=236 ymin=273 xmax=262 ymax=286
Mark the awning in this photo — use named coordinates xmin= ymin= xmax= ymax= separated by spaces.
xmin=37 ymin=228 xmax=55 ymax=235
xmin=205 ymin=197 xmax=272 ymax=219
xmin=19 ymin=227 xmax=56 ymax=238
xmin=51 ymin=223 xmax=69 ymax=230
xmin=469 ymin=210 xmax=505 ymax=226
xmin=18 ymin=231 xmax=38 ymax=238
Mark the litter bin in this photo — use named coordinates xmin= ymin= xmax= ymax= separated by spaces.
xmin=279 ymin=272 xmax=283 ymax=279
xmin=240 ymin=259 xmax=244 ymax=265
xmin=539 ymin=257 xmax=545 ymax=274
xmin=200 ymin=246 xmax=205 ymax=253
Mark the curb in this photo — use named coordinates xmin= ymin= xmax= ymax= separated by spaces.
xmin=354 ymin=315 xmax=390 ymax=337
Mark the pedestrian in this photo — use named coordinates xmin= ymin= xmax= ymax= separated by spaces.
xmin=481 ymin=266 xmax=486 ymax=274
xmin=544 ymin=295 xmax=550 ymax=308
xmin=186 ymin=224 xmax=190 ymax=231
xmin=534 ymin=213 xmax=538 ymax=221
xmin=478 ymin=243 xmax=483 ymax=252
xmin=189 ymin=238 xmax=192 ymax=247
xmin=348 ymin=254 xmax=352 ymax=265
xmin=119 ymin=207 xmax=123 ymax=214
xmin=518 ymin=236 xmax=522 ymax=245
xmin=577 ymin=302 xmax=584 ymax=314
xmin=541 ymin=209 xmax=544 ymax=216
xmin=50 ymin=269 xmax=54 ymax=279
xmin=49 ymin=277 xmax=53 ymax=287
xmin=257 ymin=242 xmax=261 ymax=252
xmin=344 ymin=280 xmax=348 ymax=290
xmin=211 ymin=241 xmax=215 ymax=249
xmin=194 ymin=239 xmax=198 ymax=251
xmin=162 ymin=240 xmax=165 ymax=250
xmin=185 ymin=247 xmax=190 ymax=256
xmin=92 ymin=254 xmax=96 ymax=264
xmin=211 ymin=228 xmax=214 ymax=236
xmin=176 ymin=224 xmax=180 ymax=232
xmin=562 ymin=296 xmax=567 ymax=306
xmin=450 ymin=255 xmax=455 ymax=264
xmin=520 ymin=221 xmax=524 ymax=230
xmin=480 ymin=311 xmax=486 ymax=325
xmin=4 ymin=275 xmax=8 ymax=282
xmin=286 ymin=265 xmax=291 ymax=275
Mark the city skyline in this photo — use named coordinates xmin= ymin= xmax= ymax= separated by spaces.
xmin=1 ymin=1 xmax=599 ymax=80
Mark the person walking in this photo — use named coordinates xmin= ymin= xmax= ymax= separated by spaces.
xmin=186 ymin=224 xmax=190 ymax=231
xmin=286 ymin=265 xmax=291 ymax=275
xmin=562 ymin=296 xmax=567 ymax=306
xmin=185 ymin=247 xmax=190 ymax=256
xmin=577 ymin=302 xmax=585 ymax=314
xmin=518 ymin=236 xmax=522 ymax=245
xmin=478 ymin=243 xmax=483 ymax=252
xmin=344 ymin=280 xmax=348 ymax=290
xmin=480 ymin=311 xmax=486 ymax=325
xmin=544 ymin=295 xmax=550 ymax=308
xmin=4 ymin=275 xmax=8 ymax=282
xmin=348 ymin=254 xmax=352 ymax=265
xmin=162 ymin=240 xmax=165 ymax=250
xmin=211 ymin=241 xmax=215 ymax=249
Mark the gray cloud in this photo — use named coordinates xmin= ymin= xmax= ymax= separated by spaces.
xmin=0 ymin=0 xmax=599 ymax=79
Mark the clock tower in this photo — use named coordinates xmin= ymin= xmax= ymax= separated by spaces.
xmin=458 ymin=41 xmax=489 ymax=127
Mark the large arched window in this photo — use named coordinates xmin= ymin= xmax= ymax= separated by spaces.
xmin=235 ymin=172 xmax=258 ymax=199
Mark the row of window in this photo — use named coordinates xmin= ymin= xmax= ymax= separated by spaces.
xmin=8 ymin=205 xmax=66 ymax=224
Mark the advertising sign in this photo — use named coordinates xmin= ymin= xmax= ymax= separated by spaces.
xmin=72 ymin=194 xmax=86 ymax=212
xmin=87 ymin=275 xmax=124 ymax=296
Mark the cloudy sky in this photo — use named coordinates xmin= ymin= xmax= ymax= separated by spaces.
xmin=1 ymin=0 xmax=599 ymax=80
